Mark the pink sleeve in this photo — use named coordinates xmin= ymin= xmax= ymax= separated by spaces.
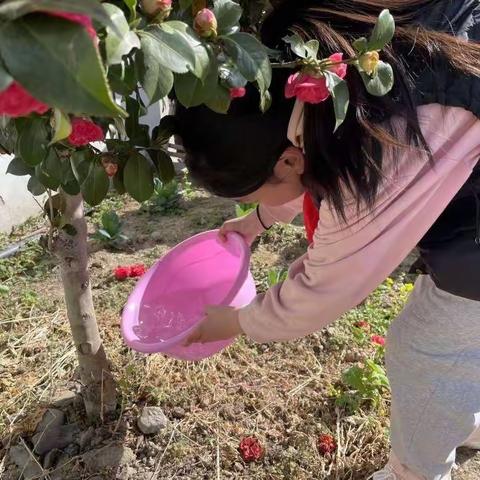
xmin=257 ymin=195 xmax=304 ymax=228
xmin=239 ymin=105 xmax=480 ymax=343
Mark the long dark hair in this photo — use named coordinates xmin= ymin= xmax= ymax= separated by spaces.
xmin=175 ymin=0 xmax=480 ymax=217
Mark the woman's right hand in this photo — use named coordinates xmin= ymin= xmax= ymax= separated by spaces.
xmin=218 ymin=209 xmax=265 ymax=246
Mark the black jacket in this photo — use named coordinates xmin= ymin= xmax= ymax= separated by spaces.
xmin=408 ymin=0 xmax=480 ymax=300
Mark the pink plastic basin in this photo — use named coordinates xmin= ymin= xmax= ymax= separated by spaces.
xmin=121 ymin=230 xmax=256 ymax=361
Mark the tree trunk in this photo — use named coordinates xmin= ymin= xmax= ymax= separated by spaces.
xmin=55 ymin=192 xmax=116 ymax=421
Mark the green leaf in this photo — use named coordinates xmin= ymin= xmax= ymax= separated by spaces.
xmin=165 ymin=21 xmax=210 ymax=81
xmin=6 ymin=157 xmax=34 ymax=176
xmin=50 ymin=109 xmax=72 ymax=145
xmin=125 ymin=97 xmax=150 ymax=147
xmin=0 ymin=0 xmax=116 ymax=31
xmin=214 ymin=0 xmax=242 ymax=36
xmin=27 ymin=175 xmax=47 ymax=196
xmin=71 ymin=150 xmax=93 ymax=184
xmin=219 ymin=64 xmax=247 ymax=88
xmin=152 ymin=150 xmax=175 ymax=183
xmin=0 ymin=59 xmax=13 ymax=91
xmin=123 ymin=0 xmax=137 ymax=21
xmin=108 ymin=61 xmax=137 ymax=96
xmin=103 ymin=3 xmax=140 ymax=66
xmin=124 ymin=151 xmax=154 ymax=202
xmin=283 ymin=34 xmax=307 ymax=58
xmin=222 ymin=32 xmax=271 ymax=91
xmin=140 ymin=24 xmax=196 ymax=74
xmin=324 ymin=71 xmax=350 ymax=132
xmin=174 ymin=54 xmax=219 ymax=107
xmin=35 ymin=148 xmax=61 ymax=189
xmin=360 ymin=61 xmax=394 ymax=96
xmin=304 ymin=39 xmax=319 ymax=59
xmin=259 ymin=89 xmax=272 ymax=113
xmin=0 ymin=16 xmax=125 ymax=117
xmin=102 ymin=210 xmax=122 ymax=234
xmin=81 ymin=162 xmax=110 ymax=206
xmin=352 ymin=37 xmax=368 ymax=54
xmin=61 ymin=163 xmax=81 ymax=195
xmin=17 ymin=117 xmax=49 ymax=166
xmin=204 ymin=84 xmax=230 ymax=114
xmin=368 ymin=9 xmax=395 ymax=51
xmin=137 ymin=34 xmax=174 ymax=104
xmin=179 ymin=0 xmax=193 ymax=9
xmin=152 ymin=115 xmax=177 ymax=147
xmin=113 ymin=172 xmax=126 ymax=195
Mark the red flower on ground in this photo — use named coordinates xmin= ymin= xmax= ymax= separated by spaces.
xmin=230 ymin=87 xmax=246 ymax=99
xmin=49 ymin=11 xmax=96 ymax=39
xmin=354 ymin=320 xmax=370 ymax=331
xmin=68 ymin=118 xmax=104 ymax=146
xmin=239 ymin=437 xmax=264 ymax=462
xmin=371 ymin=335 xmax=386 ymax=346
xmin=317 ymin=434 xmax=336 ymax=455
xmin=285 ymin=53 xmax=347 ymax=104
xmin=0 ymin=82 xmax=49 ymax=118
xmin=129 ymin=264 xmax=146 ymax=278
xmin=114 ymin=266 xmax=130 ymax=281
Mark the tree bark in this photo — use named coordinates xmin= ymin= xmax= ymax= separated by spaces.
xmin=55 ymin=192 xmax=116 ymax=421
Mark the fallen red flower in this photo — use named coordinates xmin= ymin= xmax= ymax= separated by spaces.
xmin=129 ymin=264 xmax=146 ymax=278
xmin=239 ymin=436 xmax=263 ymax=462
xmin=114 ymin=266 xmax=130 ymax=281
xmin=371 ymin=335 xmax=386 ymax=346
xmin=317 ymin=433 xmax=336 ymax=455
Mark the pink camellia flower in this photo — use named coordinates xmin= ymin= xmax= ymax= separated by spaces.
xmin=354 ymin=320 xmax=370 ymax=331
xmin=68 ymin=118 xmax=104 ymax=146
xmin=114 ymin=266 xmax=130 ymax=281
xmin=0 ymin=82 xmax=49 ymax=118
xmin=49 ymin=11 xmax=96 ymax=39
xmin=230 ymin=87 xmax=246 ymax=99
xmin=285 ymin=53 xmax=347 ymax=104
xmin=371 ymin=335 xmax=386 ymax=347
xmin=129 ymin=264 xmax=146 ymax=278
xmin=141 ymin=0 xmax=172 ymax=16
xmin=194 ymin=8 xmax=217 ymax=38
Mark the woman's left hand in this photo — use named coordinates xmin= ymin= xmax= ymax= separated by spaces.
xmin=182 ymin=306 xmax=244 ymax=346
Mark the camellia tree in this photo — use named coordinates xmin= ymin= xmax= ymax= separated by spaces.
xmin=0 ymin=0 xmax=395 ymax=421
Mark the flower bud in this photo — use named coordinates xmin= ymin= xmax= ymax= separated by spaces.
xmin=141 ymin=0 xmax=172 ymax=18
xmin=359 ymin=51 xmax=380 ymax=75
xmin=194 ymin=8 xmax=217 ymax=38
xmin=229 ymin=87 xmax=246 ymax=99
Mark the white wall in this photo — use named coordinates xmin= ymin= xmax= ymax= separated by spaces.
xmin=0 ymin=154 xmax=45 ymax=233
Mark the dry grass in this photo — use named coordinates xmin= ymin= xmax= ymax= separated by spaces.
xmin=1 ymin=189 xmax=477 ymax=479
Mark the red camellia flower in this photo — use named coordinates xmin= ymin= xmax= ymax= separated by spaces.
xmin=49 ymin=11 xmax=96 ymax=39
xmin=114 ymin=266 xmax=130 ymax=281
xmin=68 ymin=118 xmax=104 ymax=146
xmin=371 ymin=335 xmax=386 ymax=346
xmin=129 ymin=264 xmax=146 ymax=278
xmin=0 ymin=82 xmax=49 ymax=118
xmin=230 ymin=87 xmax=246 ymax=99
xmin=239 ymin=437 xmax=263 ymax=462
xmin=354 ymin=320 xmax=370 ymax=331
xmin=285 ymin=53 xmax=347 ymax=104
xmin=317 ymin=434 xmax=336 ymax=455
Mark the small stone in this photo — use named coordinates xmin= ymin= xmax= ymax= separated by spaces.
xmin=8 ymin=444 xmax=43 ymax=480
xmin=234 ymin=462 xmax=244 ymax=471
xmin=43 ymin=448 xmax=61 ymax=469
xmin=172 ymin=406 xmax=186 ymax=419
xmin=137 ymin=407 xmax=168 ymax=435
xmin=116 ymin=466 xmax=136 ymax=480
xmin=32 ymin=424 xmax=79 ymax=455
xmin=35 ymin=409 xmax=65 ymax=434
xmin=79 ymin=427 xmax=95 ymax=450
xmin=64 ymin=443 xmax=79 ymax=456
xmin=51 ymin=389 xmax=77 ymax=408
xmin=82 ymin=445 xmax=135 ymax=471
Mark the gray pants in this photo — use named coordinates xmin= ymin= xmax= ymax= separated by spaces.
xmin=385 ymin=275 xmax=480 ymax=479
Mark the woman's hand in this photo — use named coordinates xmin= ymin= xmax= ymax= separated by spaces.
xmin=218 ymin=209 xmax=264 ymax=246
xmin=182 ymin=306 xmax=243 ymax=346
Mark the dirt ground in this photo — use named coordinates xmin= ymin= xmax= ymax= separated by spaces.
xmin=1 ymin=186 xmax=479 ymax=479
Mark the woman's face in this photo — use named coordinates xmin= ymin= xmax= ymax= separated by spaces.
xmin=236 ymin=147 xmax=306 ymax=206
